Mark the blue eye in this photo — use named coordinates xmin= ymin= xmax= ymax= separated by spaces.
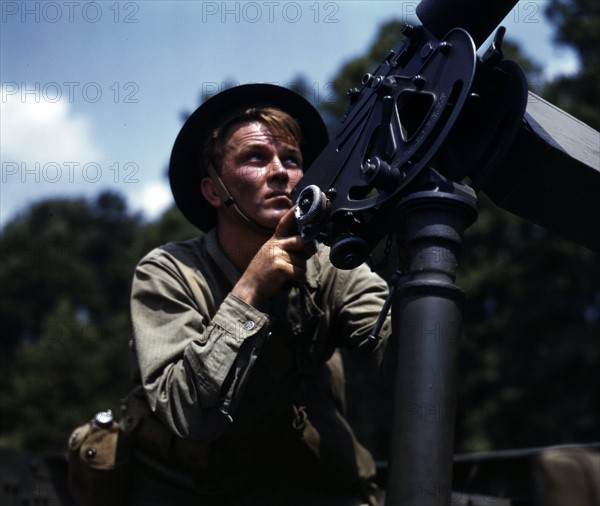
xmin=246 ymin=153 xmax=266 ymax=163
xmin=285 ymin=157 xmax=302 ymax=168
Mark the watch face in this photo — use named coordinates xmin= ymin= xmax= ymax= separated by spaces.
xmin=94 ymin=409 xmax=114 ymax=427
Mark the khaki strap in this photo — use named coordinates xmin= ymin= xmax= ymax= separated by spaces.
xmin=206 ymin=164 xmax=274 ymax=236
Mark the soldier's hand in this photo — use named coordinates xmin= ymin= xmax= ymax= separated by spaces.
xmin=232 ymin=207 xmax=317 ymax=309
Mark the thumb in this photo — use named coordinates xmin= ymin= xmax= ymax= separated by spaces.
xmin=274 ymin=206 xmax=300 ymax=238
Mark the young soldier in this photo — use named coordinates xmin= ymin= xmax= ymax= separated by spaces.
xmin=123 ymin=84 xmax=391 ymax=505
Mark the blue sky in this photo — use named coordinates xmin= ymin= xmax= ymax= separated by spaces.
xmin=0 ymin=1 xmax=579 ymax=228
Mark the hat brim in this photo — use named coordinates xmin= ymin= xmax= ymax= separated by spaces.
xmin=169 ymin=83 xmax=329 ymax=232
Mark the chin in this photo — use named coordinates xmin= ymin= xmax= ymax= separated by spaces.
xmin=260 ymin=211 xmax=287 ymax=228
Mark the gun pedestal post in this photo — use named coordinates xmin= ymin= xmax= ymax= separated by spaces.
xmin=385 ymin=176 xmax=477 ymax=506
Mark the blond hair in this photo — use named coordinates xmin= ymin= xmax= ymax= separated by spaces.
xmin=201 ymin=106 xmax=303 ymax=176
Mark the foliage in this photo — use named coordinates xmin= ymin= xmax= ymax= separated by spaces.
xmin=0 ymin=193 xmax=197 ymax=452
xmin=456 ymin=196 xmax=600 ymax=451
xmin=542 ymin=0 xmax=600 ymax=129
xmin=0 ymin=299 xmax=130 ymax=450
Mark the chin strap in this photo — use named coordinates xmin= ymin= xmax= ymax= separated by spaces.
xmin=206 ymin=164 xmax=275 ymax=236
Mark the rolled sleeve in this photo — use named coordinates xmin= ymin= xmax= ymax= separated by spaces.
xmin=183 ymin=294 xmax=271 ymax=403
xmin=131 ymin=245 xmax=272 ymax=441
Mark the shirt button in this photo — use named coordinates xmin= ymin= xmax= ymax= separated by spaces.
xmin=243 ymin=320 xmax=255 ymax=331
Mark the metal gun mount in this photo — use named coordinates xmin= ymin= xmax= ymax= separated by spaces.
xmin=293 ymin=1 xmax=600 ymax=270
xmin=292 ymin=21 xmax=527 ymax=269
xmin=292 ymin=0 xmax=600 ymax=505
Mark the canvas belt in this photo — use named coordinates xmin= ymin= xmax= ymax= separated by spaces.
xmin=120 ymin=386 xmax=210 ymax=472
xmin=130 ymin=407 xmax=302 ymax=473
xmin=132 ymin=413 xmax=210 ymax=471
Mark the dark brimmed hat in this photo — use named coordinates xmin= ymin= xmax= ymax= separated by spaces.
xmin=169 ymin=83 xmax=329 ymax=232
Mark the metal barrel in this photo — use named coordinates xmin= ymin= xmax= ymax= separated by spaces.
xmin=416 ymin=0 xmax=519 ymax=48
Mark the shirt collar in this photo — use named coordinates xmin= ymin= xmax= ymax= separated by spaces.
xmin=203 ymin=228 xmax=243 ymax=287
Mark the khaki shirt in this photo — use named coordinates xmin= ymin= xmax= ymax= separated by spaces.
xmin=130 ymin=229 xmax=391 ymax=497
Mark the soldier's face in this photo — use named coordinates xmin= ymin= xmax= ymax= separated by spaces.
xmin=219 ymin=121 xmax=304 ymax=230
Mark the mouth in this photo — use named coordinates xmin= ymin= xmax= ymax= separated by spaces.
xmin=265 ymin=192 xmax=293 ymax=209
xmin=266 ymin=191 xmax=291 ymax=201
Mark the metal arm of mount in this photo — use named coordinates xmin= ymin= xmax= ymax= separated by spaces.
xmin=292 ymin=20 xmax=526 ymax=269
xmin=293 ymin=0 xmax=600 ymax=270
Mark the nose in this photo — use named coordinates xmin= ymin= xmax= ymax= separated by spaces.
xmin=267 ymin=157 xmax=289 ymax=181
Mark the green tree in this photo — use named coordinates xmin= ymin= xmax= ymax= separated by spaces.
xmin=133 ymin=204 xmax=200 ymax=261
xmin=0 ymin=193 xmax=141 ymax=451
xmin=0 ymin=191 xmax=202 ymax=452
xmin=0 ymin=193 xmax=140 ymax=354
xmin=456 ymin=196 xmax=600 ymax=451
xmin=542 ymin=0 xmax=600 ymax=129
xmin=0 ymin=299 xmax=131 ymax=450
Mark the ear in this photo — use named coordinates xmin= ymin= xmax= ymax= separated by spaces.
xmin=201 ymin=177 xmax=222 ymax=209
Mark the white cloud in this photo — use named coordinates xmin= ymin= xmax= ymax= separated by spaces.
xmin=1 ymin=85 xmax=103 ymax=165
xmin=0 ymin=84 xmax=104 ymax=227
xmin=129 ymin=181 xmax=173 ymax=221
